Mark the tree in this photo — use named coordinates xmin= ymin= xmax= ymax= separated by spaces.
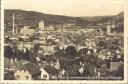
xmin=34 ymin=43 xmax=40 ymax=54
xmin=4 ymin=46 xmax=14 ymax=58
xmin=78 ymin=48 xmax=88 ymax=57
xmin=65 ymin=45 xmax=78 ymax=59
xmin=112 ymin=64 xmax=124 ymax=79
xmin=4 ymin=71 xmax=15 ymax=80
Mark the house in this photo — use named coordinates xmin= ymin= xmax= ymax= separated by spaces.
xmin=50 ymin=59 xmax=60 ymax=69
xmin=44 ymin=66 xmax=60 ymax=79
xmin=4 ymin=58 xmax=23 ymax=72
xmin=19 ymin=36 xmax=30 ymax=42
xmin=4 ymin=58 xmax=29 ymax=80
xmin=54 ymin=59 xmax=60 ymax=69
xmin=40 ymin=67 xmax=49 ymax=80
xmin=14 ymin=69 xmax=32 ymax=80
xmin=14 ymin=63 xmax=41 ymax=80
xmin=97 ymin=23 xmax=103 ymax=26
xmin=79 ymin=64 xmax=85 ymax=74
xmin=106 ymin=24 xmax=116 ymax=35
xmin=46 ymin=25 xmax=55 ymax=31
xmin=10 ymin=36 xmax=19 ymax=41
xmin=17 ymin=42 xmax=32 ymax=52
xmin=58 ymin=69 xmax=66 ymax=78
xmin=38 ymin=47 xmax=44 ymax=54
xmin=9 ymin=58 xmax=23 ymax=71
xmin=20 ymin=26 xmax=36 ymax=35
xmin=100 ymin=61 xmax=123 ymax=77
xmin=110 ymin=62 xmax=123 ymax=72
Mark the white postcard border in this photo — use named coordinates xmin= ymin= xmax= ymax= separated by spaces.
xmin=1 ymin=0 xmax=128 ymax=83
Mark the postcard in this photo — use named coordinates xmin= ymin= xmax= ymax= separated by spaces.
xmin=0 ymin=0 xmax=128 ymax=83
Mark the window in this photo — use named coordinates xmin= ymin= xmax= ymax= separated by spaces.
xmin=25 ymin=76 xmax=29 ymax=79
xmin=43 ymin=75 xmax=47 ymax=78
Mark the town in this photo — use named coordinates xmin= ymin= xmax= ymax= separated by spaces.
xmin=4 ymin=10 xmax=124 ymax=80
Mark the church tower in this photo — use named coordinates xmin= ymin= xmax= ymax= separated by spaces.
xmin=39 ymin=20 xmax=45 ymax=30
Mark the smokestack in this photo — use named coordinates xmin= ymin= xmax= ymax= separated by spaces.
xmin=107 ymin=25 xmax=111 ymax=35
xmin=13 ymin=13 xmax=15 ymax=34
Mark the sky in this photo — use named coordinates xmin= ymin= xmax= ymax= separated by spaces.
xmin=4 ymin=0 xmax=124 ymax=17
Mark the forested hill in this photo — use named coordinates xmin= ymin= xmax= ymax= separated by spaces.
xmin=4 ymin=9 xmax=123 ymax=27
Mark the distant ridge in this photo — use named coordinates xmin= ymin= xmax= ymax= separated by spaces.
xmin=4 ymin=9 xmax=123 ymax=28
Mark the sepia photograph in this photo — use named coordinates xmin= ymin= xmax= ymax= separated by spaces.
xmin=1 ymin=0 xmax=127 ymax=83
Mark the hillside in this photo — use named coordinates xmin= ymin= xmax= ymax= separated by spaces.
xmin=4 ymin=9 xmax=89 ymax=27
xmin=4 ymin=9 xmax=124 ymax=28
xmin=112 ymin=12 xmax=124 ymax=22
